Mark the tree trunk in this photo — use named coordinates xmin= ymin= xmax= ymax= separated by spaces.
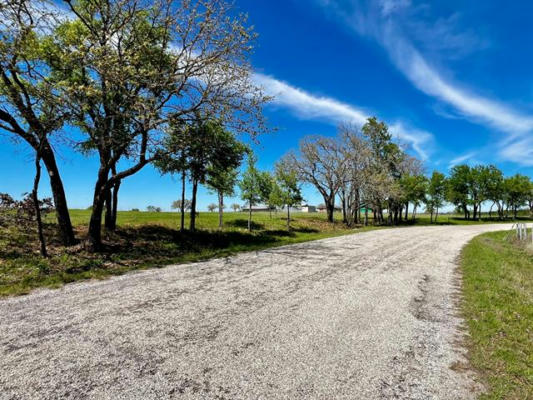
xmin=180 ymin=171 xmax=186 ymax=232
xmin=286 ymin=204 xmax=291 ymax=231
xmin=326 ymin=199 xmax=335 ymax=223
xmin=40 ymin=145 xmax=76 ymax=246
xmin=190 ymin=179 xmax=198 ymax=231
xmin=341 ymin=190 xmax=347 ymax=224
xmin=104 ymin=187 xmax=113 ymax=230
xmin=364 ymin=207 xmax=368 ymax=226
xmin=32 ymin=155 xmax=47 ymax=258
xmin=218 ymin=190 xmax=224 ymax=229
xmin=87 ymin=172 xmax=108 ymax=252
xmin=248 ymin=199 xmax=252 ymax=231
xmin=435 ymin=207 xmax=439 ymax=222
xmin=110 ymin=180 xmax=120 ymax=230
xmin=405 ymin=202 xmax=409 ymax=221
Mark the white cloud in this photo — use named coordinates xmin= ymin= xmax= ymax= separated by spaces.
xmin=254 ymin=73 xmax=433 ymax=159
xmin=314 ymin=0 xmax=533 ymax=165
xmin=448 ymin=152 xmax=477 ymax=168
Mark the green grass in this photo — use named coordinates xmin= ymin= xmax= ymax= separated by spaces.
xmin=1 ymin=208 xmax=531 ymax=297
xmin=1 ymin=211 xmax=379 ymax=296
xmin=461 ymin=231 xmax=533 ymax=399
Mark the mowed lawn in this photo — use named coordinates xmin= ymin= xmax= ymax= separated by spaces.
xmin=461 ymin=231 xmax=533 ymax=399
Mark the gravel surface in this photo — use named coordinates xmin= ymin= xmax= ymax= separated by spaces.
xmin=0 ymin=224 xmax=511 ymax=399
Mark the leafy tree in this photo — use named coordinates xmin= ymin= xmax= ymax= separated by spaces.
xmin=482 ymin=165 xmax=505 ymax=219
xmin=504 ymin=174 xmax=531 ymax=219
xmin=447 ymin=165 xmax=471 ymax=219
xmin=401 ymin=174 xmax=428 ymax=221
xmin=146 ymin=206 xmax=161 ymax=212
xmin=273 ymin=159 xmax=303 ymax=231
xmin=231 ymin=203 xmax=241 ymax=212
xmin=426 ymin=171 xmax=447 ymax=223
xmin=239 ymin=156 xmax=269 ymax=231
xmin=207 ymin=203 xmax=217 ymax=212
xmin=41 ymin=0 xmax=268 ymax=250
xmin=0 ymin=0 xmax=75 ymax=245
xmin=205 ymin=137 xmax=247 ymax=228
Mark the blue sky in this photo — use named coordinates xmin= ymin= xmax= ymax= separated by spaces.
xmin=1 ymin=0 xmax=533 ymax=210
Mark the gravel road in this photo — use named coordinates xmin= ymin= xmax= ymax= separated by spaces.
xmin=0 ymin=224 xmax=511 ymax=399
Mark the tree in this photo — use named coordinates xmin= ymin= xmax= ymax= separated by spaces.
xmin=42 ymin=0 xmax=268 ymax=250
xmin=361 ymin=117 xmax=405 ymax=225
xmin=289 ymin=136 xmax=345 ymax=223
xmin=171 ymin=200 xmax=191 ymax=212
xmin=0 ymin=0 xmax=75 ymax=245
xmin=239 ymin=156 xmax=268 ymax=231
xmin=146 ymin=206 xmax=161 ymax=212
xmin=205 ymin=137 xmax=247 ymax=229
xmin=231 ymin=203 xmax=241 ymax=212
xmin=504 ymin=174 xmax=531 ymax=219
xmin=447 ymin=165 xmax=471 ymax=219
xmin=207 ymin=203 xmax=217 ymax=212
xmin=338 ymin=124 xmax=372 ymax=226
xmin=273 ymin=158 xmax=303 ymax=231
xmin=426 ymin=171 xmax=447 ymax=223
xmin=401 ymin=174 xmax=428 ymax=221
xmin=480 ymin=165 xmax=505 ymax=219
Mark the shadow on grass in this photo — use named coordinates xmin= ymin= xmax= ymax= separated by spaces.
xmin=225 ymin=219 xmax=264 ymax=230
xmin=104 ymin=224 xmax=291 ymax=257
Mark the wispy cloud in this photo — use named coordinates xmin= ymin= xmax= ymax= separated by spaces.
xmin=315 ymin=0 xmax=533 ymax=165
xmin=254 ymin=73 xmax=433 ymax=159
xmin=448 ymin=152 xmax=477 ymax=168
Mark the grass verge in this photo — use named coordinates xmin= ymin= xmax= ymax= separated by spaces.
xmin=461 ymin=231 xmax=533 ymax=399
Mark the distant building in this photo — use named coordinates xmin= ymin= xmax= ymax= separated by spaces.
xmin=240 ymin=205 xmax=273 ymax=212
xmin=300 ymin=205 xmax=317 ymax=213
xmin=316 ymin=204 xmax=341 ymax=213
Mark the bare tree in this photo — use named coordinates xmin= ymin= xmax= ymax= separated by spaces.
xmin=289 ymin=136 xmax=346 ymax=223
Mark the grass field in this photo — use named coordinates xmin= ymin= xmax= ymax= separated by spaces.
xmin=461 ymin=231 xmax=533 ymax=399
xmin=1 ymin=210 xmax=377 ymax=296
xmin=1 ymin=208 xmax=532 ymax=297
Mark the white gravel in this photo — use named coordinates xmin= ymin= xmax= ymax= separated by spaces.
xmin=0 ymin=224 xmax=511 ymax=399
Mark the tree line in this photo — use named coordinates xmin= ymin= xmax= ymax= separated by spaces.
xmin=284 ymin=119 xmax=533 ymax=225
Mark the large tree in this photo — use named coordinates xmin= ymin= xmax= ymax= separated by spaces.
xmin=0 ymin=0 xmax=75 ymax=245
xmin=289 ymin=136 xmax=346 ymax=223
xmin=41 ymin=0 xmax=268 ymax=250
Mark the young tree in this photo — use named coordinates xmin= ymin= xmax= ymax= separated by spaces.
xmin=231 ymin=203 xmax=241 ymax=212
xmin=207 ymin=168 xmax=239 ymax=228
xmin=273 ymin=159 xmax=303 ymax=231
xmin=0 ymin=0 xmax=75 ymax=245
xmin=42 ymin=0 xmax=268 ymax=250
xmin=206 ymin=138 xmax=247 ymax=229
xmin=239 ymin=156 xmax=268 ymax=231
